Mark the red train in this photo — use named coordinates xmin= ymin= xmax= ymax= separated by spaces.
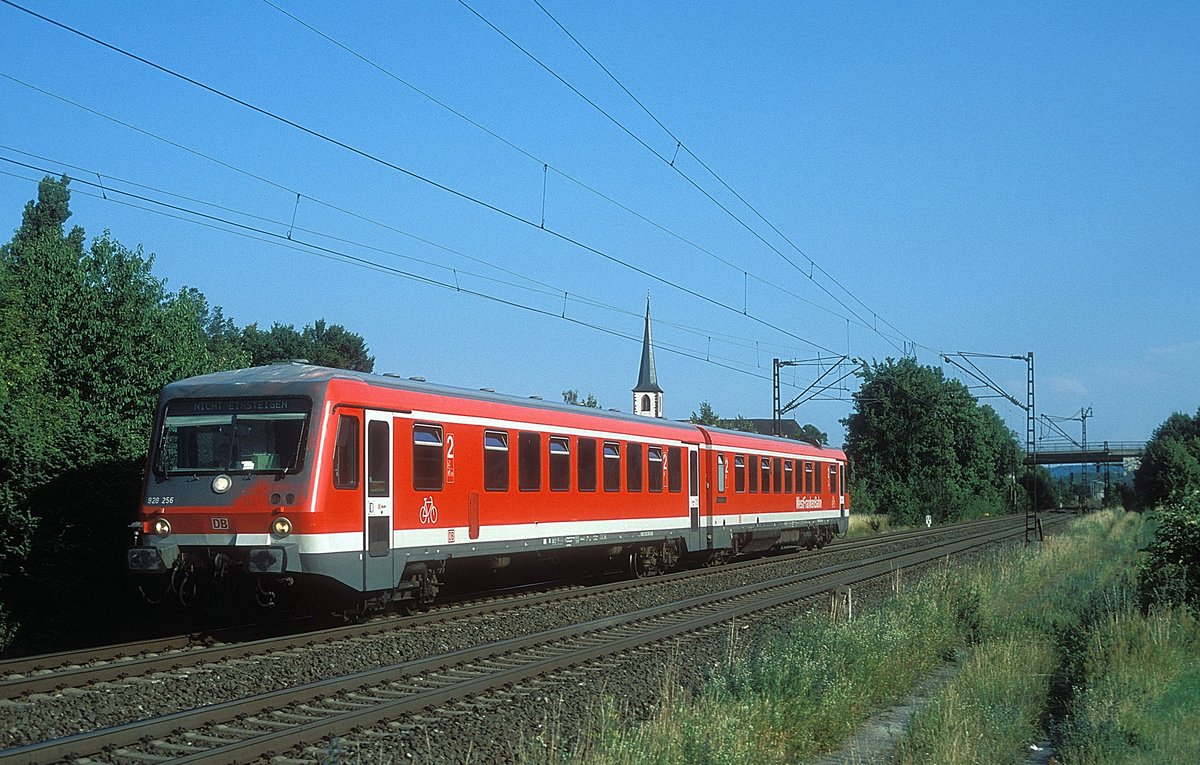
xmin=127 ymin=363 xmax=849 ymax=609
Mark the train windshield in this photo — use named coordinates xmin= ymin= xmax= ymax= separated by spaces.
xmin=155 ymin=397 xmax=311 ymax=475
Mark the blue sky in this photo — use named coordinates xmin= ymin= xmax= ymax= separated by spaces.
xmin=1 ymin=1 xmax=1196 ymax=446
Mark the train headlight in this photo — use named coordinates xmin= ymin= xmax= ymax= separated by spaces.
xmin=153 ymin=517 xmax=172 ymax=538
xmin=271 ymin=516 xmax=292 ymax=538
xmin=211 ymin=474 xmax=233 ymax=494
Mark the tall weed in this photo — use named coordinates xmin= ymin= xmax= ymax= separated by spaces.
xmin=1056 ymin=607 xmax=1200 ymax=764
xmin=564 ymin=511 xmax=1173 ymax=765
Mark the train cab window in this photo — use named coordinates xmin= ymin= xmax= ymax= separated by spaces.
xmin=332 ymin=415 xmax=359 ymax=489
xmin=550 ymin=436 xmax=570 ymax=492
xmin=648 ymin=446 xmax=664 ymax=492
xmin=748 ymin=455 xmax=759 ymax=493
xmin=484 ymin=430 xmax=509 ymax=491
xmin=578 ymin=438 xmax=597 ymax=491
xmin=760 ymin=458 xmax=771 ymax=494
xmin=367 ymin=420 xmax=390 ymax=497
xmin=815 ymin=462 xmax=824 ymax=493
xmin=413 ymin=424 xmax=444 ymax=491
xmin=829 ymin=464 xmax=839 ymax=496
xmin=784 ymin=460 xmax=794 ymax=493
xmin=734 ymin=455 xmax=746 ymax=493
xmin=717 ymin=454 xmax=727 ymax=493
xmin=773 ymin=458 xmax=783 ymax=494
xmin=804 ymin=461 xmax=814 ymax=493
xmin=626 ymin=442 xmax=643 ymax=492
xmin=519 ymin=431 xmax=541 ymax=491
xmin=603 ymin=441 xmax=621 ymax=492
xmin=668 ymin=447 xmax=683 ymax=493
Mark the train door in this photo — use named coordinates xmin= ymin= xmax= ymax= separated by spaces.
xmin=363 ymin=410 xmax=394 ymax=591
xmin=688 ymin=445 xmax=700 ymax=530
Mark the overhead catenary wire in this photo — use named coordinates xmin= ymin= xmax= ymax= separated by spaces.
xmin=0 ymin=153 xmax=823 ymax=385
xmin=0 ymin=114 xmax=833 ymax=363
xmin=250 ymin=3 xmax=895 ymax=342
xmin=0 ymin=0 xmax=844 ymax=358
xmin=529 ymin=0 xmax=926 ymax=353
xmin=468 ymin=0 xmax=918 ymax=356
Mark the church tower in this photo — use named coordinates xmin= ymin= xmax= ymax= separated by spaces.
xmin=632 ymin=296 xmax=663 ymax=418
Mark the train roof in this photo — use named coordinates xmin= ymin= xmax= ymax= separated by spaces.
xmin=161 ymin=362 xmax=845 ymax=458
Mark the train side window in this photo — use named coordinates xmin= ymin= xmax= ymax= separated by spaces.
xmin=689 ymin=449 xmax=699 ymax=496
xmin=773 ymin=457 xmax=783 ymax=493
xmin=815 ymin=461 xmax=824 ymax=493
xmin=784 ymin=460 xmax=794 ymax=493
xmin=413 ymin=424 xmax=444 ymax=491
xmin=716 ymin=454 xmax=726 ymax=493
xmin=519 ymin=431 xmax=541 ymax=491
xmin=484 ymin=430 xmax=509 ymax=491
xmin=332 ymin=415 xmax=359 ymax=489
xmin=667 ymin=447 xmax=682 ymax=493
xmin=760 ymin=457 xmax=771 ymax=494
xmin=578 ymin=438 xmax=597 ymax=491
xmin=829 ymin=464 xmax=838 ymax=495
xmin=603 ymin=441 xmax=621 ymax=492
xmin=550 ymin=436 xmax=570 ymax=492
xmin=648 ymin=446 xmax=664 ymax=492
xmin=748 ymin=455 xmax=759 ymax=493
xmin=735 ymin=455 xmax=746 ymax=493
xmin=367 ymin=420 xmax=390 ymax=497
xmin=804 ymin=461 xmax=814 ymax=493
xmin=626 ymin=442 xmax=643 ymax=492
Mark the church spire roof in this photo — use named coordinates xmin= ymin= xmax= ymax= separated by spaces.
xmin=633 ymin=296 xmax=662 ymax=393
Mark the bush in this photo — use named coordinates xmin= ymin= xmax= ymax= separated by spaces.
xmin=1138 ymin=495 xmax=1200 ymax=611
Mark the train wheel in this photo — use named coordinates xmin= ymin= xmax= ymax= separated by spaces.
xmin=704 ymin=549 xmax=730 ymax=567
xmin=628 ymin=547 xmax=659 ymax=578
xmin=172 ymin=567 xmax=198 ymax=608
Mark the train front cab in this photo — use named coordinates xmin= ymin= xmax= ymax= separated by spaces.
xmin=126 ymin=392 xmax=318 ymax=607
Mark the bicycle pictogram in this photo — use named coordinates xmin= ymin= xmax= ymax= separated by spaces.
xmin=419 ymin=497 xmax=438 ymax=525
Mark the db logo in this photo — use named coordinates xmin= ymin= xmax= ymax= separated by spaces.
xmin=212 ymin=517 xmax=231 ymax=531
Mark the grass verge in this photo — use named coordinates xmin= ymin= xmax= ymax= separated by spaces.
xmin=542 ymin=510 xmax=1195 ymax=765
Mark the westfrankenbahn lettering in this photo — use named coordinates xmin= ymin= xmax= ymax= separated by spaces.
xmin=796 ymin=498 xmax=824 ymax=510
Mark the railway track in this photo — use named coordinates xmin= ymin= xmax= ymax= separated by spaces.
xmin=0 ymin=515 xmax=1012 ymax=699
xmin=0 ymin=515 xmax=1058 ymax=764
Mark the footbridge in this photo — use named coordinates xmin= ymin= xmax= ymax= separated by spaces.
xmin=1024 ymin=441 xmax=1144 ymax=466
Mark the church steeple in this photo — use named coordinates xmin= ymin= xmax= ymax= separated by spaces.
xmin=633 ymin=295 xmax=663 ymax=417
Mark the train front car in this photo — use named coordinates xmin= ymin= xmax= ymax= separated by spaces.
xmin=127 ymin=363 xmax=328 ymax=608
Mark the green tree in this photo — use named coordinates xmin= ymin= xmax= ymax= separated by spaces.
xmin=0 ymin=176 xmax=91 ymax=564
xmin=1019 ymin=466 xmax=1063 ymax=511
xmin=689 ymin=401 xmax=758 ymax=432
xmin=798 ymin=423 xmax=829 ymax=445
xmin=0 ymin=177 xmax=382 ymax=651
xmin=727 ymin=415 xmax=759 ymax=433
xmin=1134 ymin=410 xmax=1200 ymax=509
xmin=303 ymin=319 xmax=374 ymax=372
xmin=562 ymin=389 xmax=600 ymax=408
xmin=238 ymin=320 xmax=373 ymax=372
xmin=843 ymin=357 xmax=1021 ymax=525
xmin=690 ymin=401 xmax=721 ymax=425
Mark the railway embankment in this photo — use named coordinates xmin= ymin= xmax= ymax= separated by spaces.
xmin=564 ymin=508 xmax=1199 ymax=765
